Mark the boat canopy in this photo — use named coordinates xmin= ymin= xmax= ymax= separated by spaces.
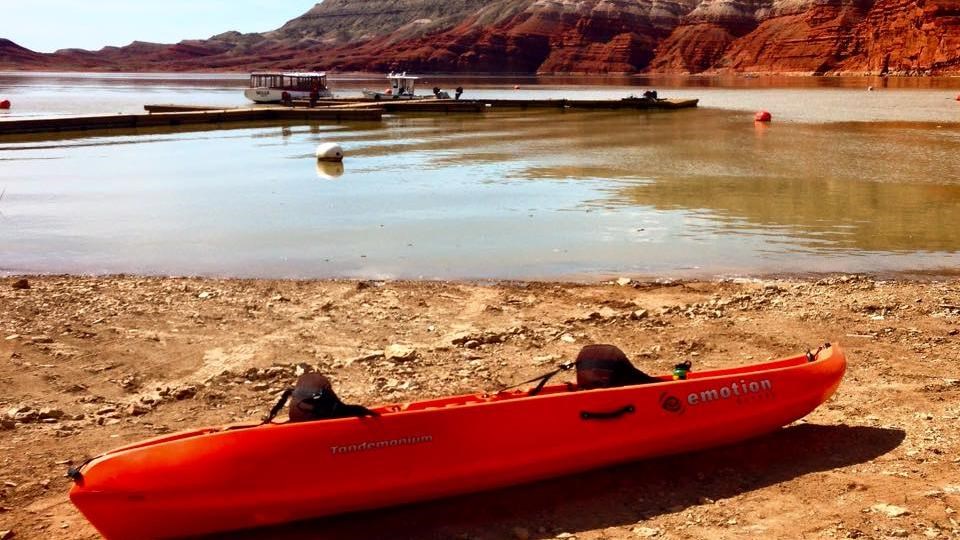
xmin=388 ymin=72 xmax=419 ymax=95
xmin=250 ymin=72 xmax=328 ymax=91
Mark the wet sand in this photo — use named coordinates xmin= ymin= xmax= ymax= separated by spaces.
xmin=1 ymin=274 xmax=958 ymax=539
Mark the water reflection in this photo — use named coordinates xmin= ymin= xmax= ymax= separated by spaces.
xmin=316 ymin=161 xmax=344 ymax=179
xmin=614 ymin=176 xmax=960 ymax=253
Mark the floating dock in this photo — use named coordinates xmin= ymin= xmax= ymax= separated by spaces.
xmin=0 ymin=107 xmax=382 ymax=137
xmin=479 ymin=98 xmax=699 ymax=110
xmin=297 ymin=100 xmax=485 ymax=113
xmin=289 ymin=97 xmax=699 ymax=111
xmin=1 ymin=97 xmax=697 ymax=138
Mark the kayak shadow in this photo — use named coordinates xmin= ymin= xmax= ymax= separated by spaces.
xmin=207 ymin=424 xmax=904 ymax=540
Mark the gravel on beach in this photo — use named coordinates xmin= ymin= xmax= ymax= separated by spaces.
xmin=1 ymin=275 xmax=959 ymax=539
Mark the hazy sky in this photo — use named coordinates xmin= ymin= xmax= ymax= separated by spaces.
xmin=4 ymin=1 xmax=317 ymax=53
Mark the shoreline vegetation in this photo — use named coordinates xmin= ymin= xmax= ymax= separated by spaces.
xmin=2 ymin=274 xmax=958 ymax=539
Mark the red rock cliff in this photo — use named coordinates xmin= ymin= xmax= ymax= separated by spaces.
xmin=837 ymin=0 xmax=960 ymax=74
xmin=1 ymin=0 xmax=958 ymax=74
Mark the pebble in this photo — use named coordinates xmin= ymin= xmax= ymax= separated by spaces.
xmin=533 ymin=354 xmax=561 ymax=365
xmin=126 ymin=403 xmax=150 ymax=417
xmin=384 ymin=344 xmax=418 ymax=362
xmin=11 ymin=278 xmax=30 ymax=290
xmin=616 ymin=277 xmax=633 ymax=287
xmin=560 ymin=333 xmax=576 ymax=343
xmin=38 ymin=408 xmax=64 ymax=420
xmin=630 ymin=309 xmax=649 ymax=320
xmin=871 ymin=503 xmax=910 ymax=517
xmin=597 ymin=307 xmax=618 ymax=319
xmin=451 ymin=330 xmax=509 ymax=347
xmin=6 ymin=406 xmax=38 ymax=423
xmin=346 ymin=351 xmax=384 ymax=364
xmin=632 ymin=527 xmax=662 ymax=538
xmin=172 ymin=385 xmax=197 ymax=400
xmin=0 ymin=530 xmax=14 ymax=540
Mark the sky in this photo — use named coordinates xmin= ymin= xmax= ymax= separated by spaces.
xmin=3 ymin=1 xmax=318 ymax=53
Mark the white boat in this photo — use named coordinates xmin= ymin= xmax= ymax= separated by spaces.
xmin=244 ymin=72 xmax=333 ymax=104
xmin=362 ymin=73 xmax=453 ymax=100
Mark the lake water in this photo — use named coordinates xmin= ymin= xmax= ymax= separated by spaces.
xmin=1 ymin=72 xmax=959 ymax=280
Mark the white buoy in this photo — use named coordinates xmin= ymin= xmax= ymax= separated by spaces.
xmin=316 ymin=142 xmax=344 ymax=162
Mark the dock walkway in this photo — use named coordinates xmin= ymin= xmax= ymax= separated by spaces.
xmin=1 ymin=97 xmax=697 ymax=138
xmin=288 ymin=97 xmax=699 ymax=111
xmin=0 ymin=107 xmax=382 ymax=137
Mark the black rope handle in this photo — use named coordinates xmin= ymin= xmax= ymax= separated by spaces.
xmin=263 ymin=388 xmax=293 ymax=424
xmin=66 ymin=456 xmax=96 ymax=485
xmin=806 ymin=342 xmax=832 ymax=363
xmin=580 ymin=404 xmax=636 ymax=421
xmin=495 ymin=361 xmax=575 ymax=397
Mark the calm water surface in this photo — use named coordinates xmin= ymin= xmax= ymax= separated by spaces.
xmin=1 ymin=73 xmax=959 ymax=279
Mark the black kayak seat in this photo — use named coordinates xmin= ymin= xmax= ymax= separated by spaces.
xmin=576 ymin=344 xmax=660 ymax=390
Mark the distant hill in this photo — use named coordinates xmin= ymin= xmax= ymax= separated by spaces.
xmin=2 ymin=0 xmax=958 ymax=75
xmin=1 ymin=38 xmax=49 ymax=67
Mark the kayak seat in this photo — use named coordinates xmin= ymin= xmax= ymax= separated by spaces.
xmin=576 ymin=344 xmax=659 ymax=390
xmin=288 ymin=373 xmax=378 ymax=422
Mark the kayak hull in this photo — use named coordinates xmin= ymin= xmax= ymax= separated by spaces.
xmin=71 ymin=345 xmax=846 ymax=539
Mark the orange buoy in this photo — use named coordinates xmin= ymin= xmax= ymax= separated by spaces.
xmin=754 ymin=110 xmax=772 ymax=122
xmin=0 ymin=99 xmax=10 ymax=110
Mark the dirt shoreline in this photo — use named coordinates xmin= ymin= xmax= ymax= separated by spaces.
xmin=1 ymin=275 xmax=958 ymax=539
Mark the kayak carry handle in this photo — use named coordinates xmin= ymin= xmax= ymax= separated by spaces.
xmin=806 ymin=342 xmax=832 ymax=363
xmin=580 ymin=404 xmax=635 ymax=421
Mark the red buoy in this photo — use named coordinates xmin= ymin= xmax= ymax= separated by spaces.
xmin=0 ymin=99 xmax=10 ymax=110
xmin=754 ymin=110 xmax=772 ymax=122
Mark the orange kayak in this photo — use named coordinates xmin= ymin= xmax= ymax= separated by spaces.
xmin=70 ymin=345 xmax=846 ymax=539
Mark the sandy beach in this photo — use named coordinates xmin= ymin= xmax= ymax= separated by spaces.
xmin=1 ymin=274 xmax=958 ymax=539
